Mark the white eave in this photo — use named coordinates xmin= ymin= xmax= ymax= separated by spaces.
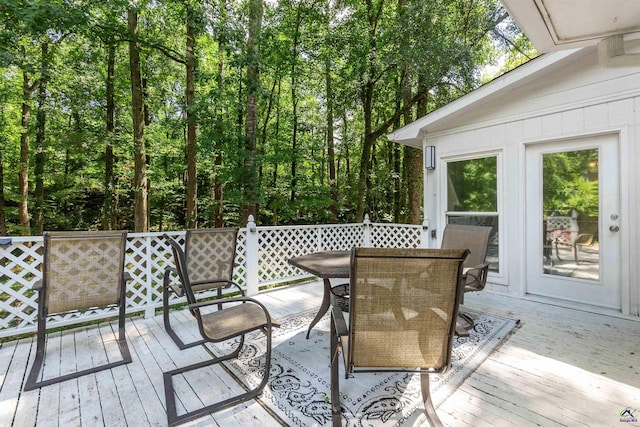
xmin=501 ymin=0 xmax=640 ymax=53
xmin=387 ymin=48 xmax=583 ymax=148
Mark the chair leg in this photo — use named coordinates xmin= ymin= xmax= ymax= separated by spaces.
xmin=163 ymin=282 xmax=206 ymax=350
xmin=330 ymin=316 xmax=342 ymax=427
xmin=24 ymin=312 xmax=47 ymax=391
xmin=420 ymin=372 xmax=444 ymax=427
xmin=24 ymin=305 xmax=132 ymax=391
xmin=164 ymin=327 xmax=272 ymax=427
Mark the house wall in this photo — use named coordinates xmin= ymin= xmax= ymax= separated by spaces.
xmin=421 ymin=45 xmax=640 ymax=316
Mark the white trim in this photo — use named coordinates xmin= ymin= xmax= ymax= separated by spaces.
xmin=438 ymin=150 xmax=506 ymax=285
xmin=423 ymin=87 xmax=640 ymax=142
xmin=523 ymin=133 xmax=623 ymax=310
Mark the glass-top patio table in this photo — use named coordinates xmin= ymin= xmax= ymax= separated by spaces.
xmin=287 ymin=250 xmax=350 ymax=339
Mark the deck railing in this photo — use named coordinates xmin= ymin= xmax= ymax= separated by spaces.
xmin=0 ymin=215 xmax=424 ymax=339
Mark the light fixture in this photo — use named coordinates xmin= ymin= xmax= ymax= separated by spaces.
xmin=424 ymin=146 xmax=436 ymax=170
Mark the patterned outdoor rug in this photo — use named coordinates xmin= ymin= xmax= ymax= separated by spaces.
xmin=211 ymin=308 xmax=519 ymax=426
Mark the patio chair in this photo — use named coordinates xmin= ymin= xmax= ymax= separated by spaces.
xmin=441 ymin=224 xmax=492 ymax=330
xmin=162 ymin=228 xmax=243 ymax=349
xmin=163 ymin=236 xmax=276 ymax=426
xmin=330 ymin=247 xmax=469 ymax=427
xmin=24 ymin=230 xmax=131 ymax=391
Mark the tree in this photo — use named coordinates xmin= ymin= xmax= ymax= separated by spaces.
xmin=241 ymin=0 xmax=263 ymax=224
xmin=185 ymin=0 xmax=198 ymax=228
xmin=129 ymin=7 xmax=148 ymax=232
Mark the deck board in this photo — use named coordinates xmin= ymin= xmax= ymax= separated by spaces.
xmin=0 ymin=281 xmax=638 ymax=426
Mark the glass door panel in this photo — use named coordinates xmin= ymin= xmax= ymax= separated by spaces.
xmin=542 ymin=149 xmax=599 ymax=281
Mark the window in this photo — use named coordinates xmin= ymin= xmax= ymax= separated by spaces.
xmin=446 ymin=156 xmax=499 ymax=272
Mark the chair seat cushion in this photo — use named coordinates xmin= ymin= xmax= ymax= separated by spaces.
xmin=200 ymin=303 xmax=268 ymax=341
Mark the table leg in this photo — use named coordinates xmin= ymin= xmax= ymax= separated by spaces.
xmin=306 ymin=278 xmax=332 ymax=339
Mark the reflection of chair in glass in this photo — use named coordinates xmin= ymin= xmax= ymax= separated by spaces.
xmin=163 ymin=228 xmax=243 ymax=349
xmin=24 ymin=231 xmax=132 ymax=391
xmin=163 ymin=237 xmax=276 ymax=426
xmin=546 ymin=211 xmax=594 ymax=262
xmin=330 ymin=247 xmax=469 ymax=427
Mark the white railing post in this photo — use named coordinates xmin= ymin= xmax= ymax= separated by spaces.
xmin=316 ymin=227 xmax=323 ymax=251
xmin=245 ymin=215 xmax=260 ymax=296
xmin=363 ymin=214 xmax=371 ymax=247
xmin=420 ymin=218 xmax=431 ymax=248
xmin=144 ymin=235 xmax=155 ymax=318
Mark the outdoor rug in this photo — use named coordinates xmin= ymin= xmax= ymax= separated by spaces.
xmin=210 ymin=308 xmax=519 ymax=426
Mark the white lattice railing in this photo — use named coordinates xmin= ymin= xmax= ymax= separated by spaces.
xmin=0 ymin=216 xmax=423 ymax=339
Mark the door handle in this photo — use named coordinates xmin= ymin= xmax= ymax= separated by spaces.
xmin=609 ymin=225 xmax=620 ymax=232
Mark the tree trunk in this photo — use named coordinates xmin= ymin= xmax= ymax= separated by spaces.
xmin=104 ymin=41 xmax=116 ymax=230
xmin=185 ymin=4 xmax=197 ymax=228
xmin=289 ymin=3 xmax=301 ymax=205
xmin=356 ymin=82 xmax=375 ymax=221
xmin=325 ymin=4 xmax=337 ymax=223
xmin=19 ymin=70 xmax=33 ymax=235
xmin=355 ymin=0 xmax=383 ymax=222
xmin=128 ymin=9 xmax=148 ymax=232
xmin=241 ymin=0 xmax=262 ymax=224
xmin=33 ymin=42 xmax=49 ymax=234
xmin=405 ymin=78 xmax=427 ymax=224
xmin=0 ymin=144 xmax=6 ymax=236
xmin=213 ymin=0 xmax=228 ymax=228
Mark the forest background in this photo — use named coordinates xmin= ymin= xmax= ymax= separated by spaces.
xmin=0 ymin=0 xmax=534 ymax=236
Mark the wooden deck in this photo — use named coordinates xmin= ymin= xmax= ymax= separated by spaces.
xmin=1 ymin=281 xmax=639 ymax=427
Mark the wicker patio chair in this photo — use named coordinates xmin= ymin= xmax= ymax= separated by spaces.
xmin=162 ymin=228 xmax=243 ymax=349
xmin=330 ymin=247 xmax=469 ymax=427
xmin=163 ymin=237 xmax=276 ymax=426
xmin=441 ymin=224 xmax=492 ymax=330
xmin=24 ymin=230 xmax=131 ymax=391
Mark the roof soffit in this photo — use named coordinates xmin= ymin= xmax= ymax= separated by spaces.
xmin=501 ymin=0 xmax=640 ymax=52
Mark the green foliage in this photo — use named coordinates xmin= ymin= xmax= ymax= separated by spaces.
xmin=447 ymin=157 xmax=497 ymax=212
xmin=543 ymin=150 xmax=599 ymax=217
xmin=0 ymin=0 xmax=527 ymax=234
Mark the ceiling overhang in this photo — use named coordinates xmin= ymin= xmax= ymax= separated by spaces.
xmin=501 ymin=0 xmax=640 ymax=53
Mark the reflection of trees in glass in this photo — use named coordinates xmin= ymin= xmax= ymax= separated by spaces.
xmin=447 ymin=157 xmax=497 ymax=211
xmin=543 ymin=150 xmax=598 ymax=217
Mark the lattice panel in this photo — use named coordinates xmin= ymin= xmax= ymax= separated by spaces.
xmin=369 ymin=224 xmax=422 ymax=248
xmin=0 ymin=240 xmax=42 ymax=331
xmin=317 ymin=225 xmax=363 ymax=251
xmin=257 ymin=224 xmax=364 ymax=283
xmin=258 ymin=226 xmax=320 ymax=282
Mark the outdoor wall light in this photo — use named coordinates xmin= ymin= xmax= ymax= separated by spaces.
xmin=424 ymin=146 xmax=436 ymax=170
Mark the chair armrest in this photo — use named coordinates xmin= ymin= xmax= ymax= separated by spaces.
xmin=575 ymin=233 xmax=594 ymax=245
xmin=32 ymin=280 xmax=43 ymax=291
xmin=163 ymin=267 xmax=185 ymax=296
xmin=188 ymin=296 xmax=280 ymax=328
xmin=331 ymin=305 xmax=349 ymax=337
xmin=188 ymin=296 xmax=249 ymax=310
xmin=123 ymin=272 xmax=132 ymax=282
xmin=224 ymin=280 xmax=245 ymax=296
xmin=191 ymin=279 xmax=245 ymax=297
xmin=463 ymin=262 xmax=489 ymax=291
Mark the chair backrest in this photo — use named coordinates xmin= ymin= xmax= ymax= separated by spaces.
xmin=347 ymin=247 xmax=469 ymax=372
xmin=441 ymin=224 xmax=492 ymax=268
xmin=185 ymin=228 xmax=238 ymax=286
xmin=42 ymin=230 xmax=127 ymax=315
